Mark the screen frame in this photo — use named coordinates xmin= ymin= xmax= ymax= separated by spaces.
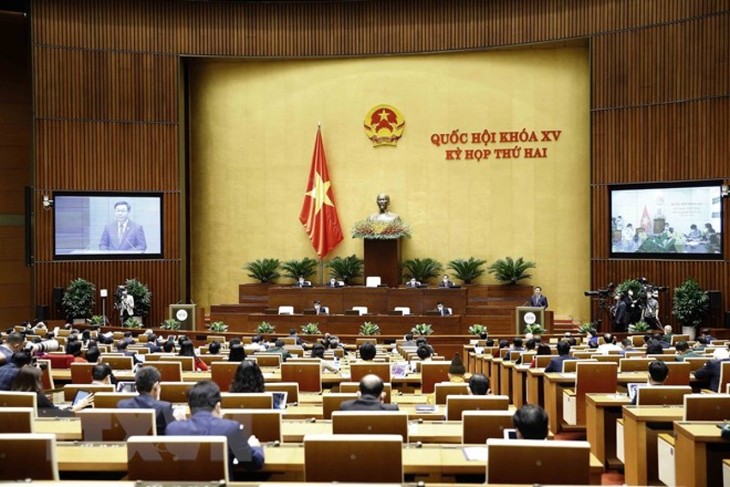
xmin=52 ymin=191 xmax=164 ymax=261
xmin=608 ymin=180 xmax=723 ymax=260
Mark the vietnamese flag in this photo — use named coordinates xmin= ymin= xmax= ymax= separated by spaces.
xmin=299 ymin=126 xmax=344 ymax=258
xmin=640 ymin=206 xmax=652 ymax=233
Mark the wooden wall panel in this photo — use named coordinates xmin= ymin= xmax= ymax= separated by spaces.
xmin=34 ymin=121 xmax=178 ymax=190
xmin=33 ymin=48 xmax=177 ymax=122
xmin=592 ymin=99 xmax=730 ymax=184
xmin=592 ymin=13 xmax=730 ymax=109
xmin=26 ymin=0 xmax=730 ymax=327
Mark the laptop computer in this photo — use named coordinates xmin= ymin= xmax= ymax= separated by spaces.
xmin=271 ymin=391 xmax=288 ymax=410
xmin=390 ymin=362 xmax=409 ymax=379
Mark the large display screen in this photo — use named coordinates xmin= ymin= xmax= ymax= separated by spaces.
xmin=53 ymin=192 xmax=163 ymax=260
xmin=610 ymin=182 xmax=722 ymax=258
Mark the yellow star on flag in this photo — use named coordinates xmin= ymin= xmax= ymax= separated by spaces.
xmin=306 ymin=172 xmax=333 ymax=214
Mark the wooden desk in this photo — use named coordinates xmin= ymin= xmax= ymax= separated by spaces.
xmin=38 ymin=417 xmax=463 ymax=443
xmin=543 ymin=371 xmax=648 ymax=434
xmin=525 ymin=368 xmax=544 ymax=407
xmin=499 ymin=361 xmax=513 ymax=399
xmin=55 ymin=442 xmax=603 ymax=483
xmin=621 ymin=406 xmax=684 ymax=486
xmin=511 ymin=364 xmax=529 ymax=408
xmin=674 ymin=421 xmax=730 ymax=487
xmin=585 ymin=393 xmax=630 ymax=468
xmin=489 ymin=358 xmax=502 ymax=395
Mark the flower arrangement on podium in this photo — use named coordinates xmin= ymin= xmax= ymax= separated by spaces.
xmin=351 ymin=218 xmax=412 ymax=239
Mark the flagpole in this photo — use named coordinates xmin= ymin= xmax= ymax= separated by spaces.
xmin=318 ymin=258 xmax=324 ymax=285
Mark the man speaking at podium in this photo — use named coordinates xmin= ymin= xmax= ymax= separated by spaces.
xmin=99 ymin=201 xmax=147 ymax=251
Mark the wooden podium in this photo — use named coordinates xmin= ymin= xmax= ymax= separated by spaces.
xmin=363 ymin=238 xmax=402 ymax=288
xmin=169 ymin=304 xmax=197 ymax=330
xmin=515 ymin=306 xmax=544 ymax=335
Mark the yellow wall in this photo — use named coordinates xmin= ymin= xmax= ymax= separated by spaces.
xmin=190 ymin=47 xmax=591 ymax=320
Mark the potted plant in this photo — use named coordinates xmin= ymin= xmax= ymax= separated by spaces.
xmin=256 ymin=321 xmax=276 ymax=334
xmin=243 ymin=258 xmax=281 ymax=283
xmin=468 ymin=323 xmax=488 ymax=336
xmin=88 ymin=315 xmax=106 ymax=328
xmin=411 ymin=323 xmax=433 ymax=336
xmin=628 ymin=320 xmax=650 ymax=334
xmin=524 ymin=323 xmax=545 ymax=336
xmin=160 ymin=318 xmax=181 ymax=330
xmin=281 ymin=258 xmax=318 ymax=282
xmin=208 ymin=321 xmax=228 ymax=333
xmin=447 ymin=257 xmax=487 ymax=284
xmin=402 ymin=257 xmax=443 ymax=283
xmin=301 ymin=323 xmax=321 ymax=335
xmin=359 ymin=321 xmax=381 ymax=335
xmin=123 ymin=317 xmax=143 ymax=329
xmin=61 ymin=278 xmax=96 ymax=323
xmin=577 ymin=322 xmax=594 ymax=335
xmin=122 ymin=278 xmax=152 ymax=319
xmin=672 ymin=278 xmax=709 ymax=340
xmin=325 ymin=255 xmax=363 ymax=284
xmin=487 ymin=256 xmax=535 ymax=285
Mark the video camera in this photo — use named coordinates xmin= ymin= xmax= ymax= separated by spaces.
xmin=24 ymin=339 xmax=60 ymax=356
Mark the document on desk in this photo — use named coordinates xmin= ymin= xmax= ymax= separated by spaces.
xmin=462 ymin=446 xmax=488 ymax=462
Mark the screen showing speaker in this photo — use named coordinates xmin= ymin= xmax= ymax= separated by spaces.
xmin=53 ymin=192 xmax=163 ymax=260
xmin=610 ymin=181 xmax=722 ymax=258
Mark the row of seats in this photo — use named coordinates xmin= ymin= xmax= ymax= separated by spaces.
xmin=0 ymin=432 xmax=593 ymax=484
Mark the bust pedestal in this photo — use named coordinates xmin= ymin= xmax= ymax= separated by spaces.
xmin=363 ymin=238 xmax=402 ymax=288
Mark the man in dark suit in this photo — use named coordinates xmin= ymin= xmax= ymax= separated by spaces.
xmin=405 ymin=277 xmax=421 ymax=288
xmin=544 ymin=340 xmax=576 ymax=373
xmin=438 ymin=275 xmax=455 ymax=288
xmin=326 ymin=278 xmax=341 ymax=288
xmin=693 ymin=349 xmax=730 ymax=392
xmin=436 ymin=301 xmax=451 ymax=316
xmin=313 ymin=300 xmax=328 ymax=315
xmin=340 ymin=375 xmax=399 ymax=411
xmin=98 ymin=200 xmax=147 ymax=251
xmin=166 ymin=380 xmax=264 ymax=474
xmin=528 ymin=286 xmax=549 ymax=308
xmin=294 ymin=276 xmax=312 ymax=287
xmin=117 ymin=366 xmax=181 ymax=434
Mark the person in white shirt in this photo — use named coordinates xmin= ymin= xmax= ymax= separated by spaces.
xmin=596 ymin=333 xmax=623 ymax=355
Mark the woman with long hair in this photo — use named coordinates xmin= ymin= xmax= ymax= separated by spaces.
xmin=179 ymin=339 xmax=208 ymax=371
xmin=12 ymin=365 xmax=93 ymax=412
xmin=230 ymin=360 xmax=265 ymax=393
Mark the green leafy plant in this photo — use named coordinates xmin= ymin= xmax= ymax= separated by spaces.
xmin=487 ymin=256 xmax=536 ymax=285
xmin=243 ymin=258 xmax=281 ymax=283
xmin=447 ymin=257 xmax=487 ymax=284
xmin=524 ymin=323 xmax=545 ymax=335
xmin=411 ymin=323 xmax=433 ymax=336
xmin=122 ymin=278 xmax=152 ymax=317
xmin=208 ymin=321 xmax=228 ymax=332
xmin=628 ymin=321 xmax=650 ymax=333
xmin=160 ymin=318 xmax=181 ymax=330
xmin=301 ymin=323 xmax=321 ymax=335
xmin=402 ymin=257 xmax=443 ymax=283
xmin=615 ymin=279 xmax=647 ymax=303
xmin=256 ymin=321 xmax=276 ymax=334
xmin=468 ymin=324 xmax=488 ymax=336
xmin=88 ymin=315 xmax=106 ymax=327
xmin=359 ymin=321 xmax=381 ymax=335
xmin=326 ymin=255 xmax=363 ymax=284
xmin=281 ymin=258 xmax=318 ymax=281
xmin=61 ymin=278 xmax=96 ymax=320
xmin=577 ymin=322 xmax=595 ymax=334
xmin=123 ymin=317 xmax=143 ymax=329
xmin=672 ymin=278 xmax=709 ymax=329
